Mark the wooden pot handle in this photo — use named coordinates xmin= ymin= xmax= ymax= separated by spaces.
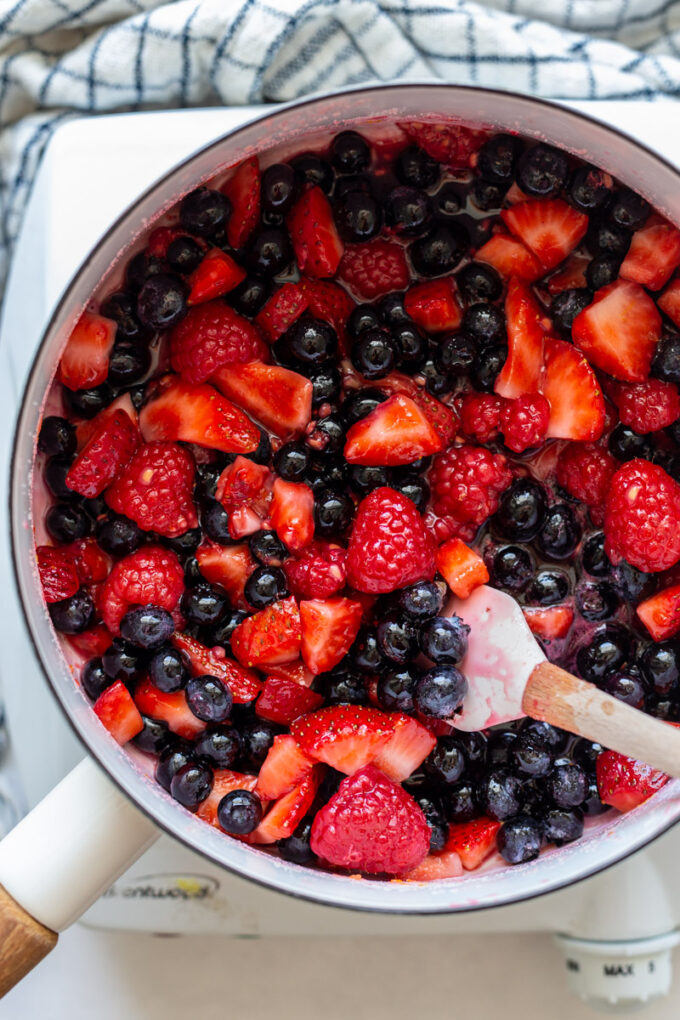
xmin=0 ymin=884 xmax=57 ymax=997
xmin=523 ymin=661 xmax=680 ymax=777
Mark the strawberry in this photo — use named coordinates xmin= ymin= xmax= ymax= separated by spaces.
xmin=298 ymin=276 xmax=354 ymax=352
xmin=211 ymin=361 xmax=313 ymax=440
xmin=195 ymin=541 xmax=256 ymax=610
xmin=436 ymin=538 xmax=489 ymax=599
xmin=344 ymin=394 xmax=443 ymax=466
xmin=619 ymin=221 xmax=680 ymax=291
xmin=637 ymin=585 xmax=680 ymax=641
xmin=68 ymin=623 xmax=113 ymax=659
xmin=255 ymin=283 xmax=309 ymax=342
xmin=93 ymin=680 xmax=144 ymax=745
xmin=75 ymin=392 xmax=138 ymax=448
xmin=540 ymin=337 xmax=605 ymax=442
xmin=140 ymin=376 xmax=260 ymax=454
xmin=494 ymin=276 xmax=544 ymax=399
xmin=256 ymin=676 xmax=323 ymax=725
xmin=98 ymin=545 xmax=184 ymax=634
xmin=58 ymin=311 xmax=116 ymax=391
xmin=299 ymin=597 xmax=364 ymax=675
xmin=169 ymin=301 xmax=268 ymax=384
xmin=522 ymin=605 xmax=574 ymax=640
xmin=256 ymin=735 xmax=315 ymax=800
xmin=596 ymin=750 xmax=668 ymax=812
xmin=658 ymin=277 xmax=680 ymax=327
xmin=403 ymin=278 xmax=462 ymax=333
xmin=310 ymin=764 xmax=430 ymax=874
xmin=411 ymin=390 xmax=457 ymax=446
xmin=215 ymin=456 xmax=272 ymax=519
xmin=231 ymin=596 xmax=301 ymax=668
xmin=267 ymin=659 xmax=315 ymax=689
xmin=546 ymin=253 xmax=590 ymax=294
xmin=65 ymin=408 xmax=140 ymax=498
xmin=398 ymin=121 xmax=486 ymax=168
xmin=37 ymin=545 xmax=80 ymax=604
xmin=501 ymin=199 xmax=588 ymax=271
xmin=186 ymin=248 xmax=246 ymax=304
xmin=134 ymin=677 xmax=207 ymax=740
xmin=291 ymin=705 xmax=393 ymax=774
xmin=338 ymin=239 xmax=410 ymax=301
xmin=105 ymin=441 xmax=197 ymax=538
xmin=251 ymin=768 xmax=323 ymax=844
xmin=572 ymin=279 xmax=662 ymax=382
xmin=475 ymin=233 xmax=543 ymax=283
xmin=404 ymin=848 xmax=463 ymax=882
xmin=221 ymin=156 xmax=260 ymax=249
xmin=197 ymin=770 xmax=259 ymax=828
xmin=270 ymin=478 xmax=315 ymax=552
xmin=604 ymin=459 xmax=680 ymax=572
xmin=346 ymin=487 xmax=436 ymax=594
xmin=372 ymin=713 xmax=436 ymax=782
xmin=446 ymin=817 xmax=501 ymax=870
xmin=171 ymin=632 xmax=262 ymax=703
xmin=283 ymin=541 xmax=347 ymax=600
xmin=287 ymin=186 xmax=343 ymax=278
xmin=69 ymin=537 xmax=111 ymax=585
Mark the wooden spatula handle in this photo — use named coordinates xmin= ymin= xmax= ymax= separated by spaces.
xmin=0 ymin=884 xmax=56 ymax=996
xmin=523 ymin=661 xmax=680 ymax=778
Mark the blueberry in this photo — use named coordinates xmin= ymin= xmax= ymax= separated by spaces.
xmin=551 ymin=289 xmax=592 ymax=333
xmin=458 ymin=731 xmax=488 ymax=774
xmin=611 ymin=560 xmax=654 ymax=603
xmin=334 ymin=190 xmax=382 ymax=242
xmin=445 ymin=781 xmax=480 ymax=823
xmin=166 ymin=236 xmax=203 ymax=275
xmin=136 ymin=273 xmax=188 ymax=330
xmin=309 ymin=413 xmax=346 ymax=456
xmin=65 ymin=384 xmax=114 ymax=419
xmin=588 ymin=220 xmax=631 ymax=258
xmin=107 ymin=340 xmax=151 ymax=388
xmin=100 ymin=291 xmax=148 ymax=342
xmin=433 ymin=183 xmax=463 ymax=220
xmin=608 ymin=423 xmax=651 ymax=461
xmin=351 ymin=328 xmax=396 ymax=379
xmin=229 ymin=275 xmax=271 ymax=317
xmin=132 ymin=715 xmax=172 ymax=754
xmin=244 ymin=428 xmax=272 ymax=467
xmin=249 ymin=530 xmax=287 ymax=567
xmin=547 ymin=761 xmax=587 ymax=808
xmin=375 ymin=667 xmax=415 ymax=712
xmin=180 ymin=187 xmax=230 ymax=236
xmin=185 ymin=674 xmax=232 ymax=723
xmin=159 ymin=528 xmax=201 ymax=561
xmin=519 ymin=719 xmax=569 ymax=753
xmin=577 ymin=625 xmax=630 ymax=683
xmin=170 ymin=761 xmax=213 ymax=810
xmin=291 ymin=153 xmax=334 ymax=193
xmin=198 ymin=498 xmax=231 ymax=544
xmin=536 ymin=504 xmax=582 ymax=560
xmin=377 ymin=612 xmax=419 ymax=664
xmin=394 ymin=580 xmax=444 ymax=621
xmin=575 ymin=581 xmax=618 ymax=621
xmin=149 ymin=646 xmax=189 ymax=693
xmin=217 ymin=789 xmax=262 ymax=834
xmin=277 ymin=316 xmax=337 ymax=366
xmin=240 ymin=719 xmax=277 ymax=766
xmin=410 ymin=224 xmax=468 ymax=277
xmin=244 ymin=566 xmax=288 ymax=609
xmin=568 ymin=166 xmax=612 ymax=213
xmin=331 ymin=131 xmax=370 ymax=174
xmin=314 ymin=488 xmax=354 ymax=537
xmin=155 ymin=740 xmax=194 ymax=792
xmin=245 ymin=229 xmax=293 ymax=278
xmin=511 ymin=738 xmax=553 ymax=778
xmin=351 ymin=627 xmax=386 ymax=673
xmin=81 ymin=657 xmax=111 ymax=700
xmin=393 ymin=322 xmax=428 ymax=372
xmin=350 ymin=465 xmax=390 ymax=495
xmin=119 ymin=605 xmax=174 ymax=650
xmin=348 ymin=305 xmax=381 ymax=339
xmin=570 ymin=738 xmax=605 ymax=772
xmin=318 ymin=670 xmax=367 ymax=706
xmin=436 ymin=333 xmax=476 ymax=376
xmin=314 ymin=454 xmax=350 ymax=492
xmin=308 ymin=364 xmax=342 ymax=408
xmin=425 ymin=736 xmax=467 ymax=784
xmin=477 ymin=133 xmax=522 ymax=184
xmin=261 ymin=163 xmax=297 ymax=216
xmin=413 ymin=791 xmax=449 ymax=852
xmin=471 ymin=179 xmax=507 ymax=211
xmin=395 ymin=145 xmax=440 ymax=189
xmin=181 ymin=583 xmax=228 ymax=627
xmin=602 ymin=671 xmax=645 ymax=708
xmin=497 ymin=815 xmax=542 ymax=864
xmin=585 ymin=254 xmax=621 ymax=291
xmin=638 ymin=642 xmax=680 ymax=696
xmin=487 ymin=728 xmax=518 ymax=766
xmin=44 ymin=457 xmax=76 ymax=500
xmin=529 ymin=570 xmax=569 ymax=606
xmin=494 ymin=479 xmax=547 ymax=541
xmin=415 ymin=665 xmax=468 ymax=719
xmin=393 ymin=474 xmax=430 ymax=515
xmin=194 ymin=728 xmax=241 ymax=768
xmin=341 ymin=387 xmax=387 ymax=426
xmin=609 ymin=188 xmax=650 ymax=231
xmin=45 ymin=503 xmax=91 ymax=544
xmin=479 ymin=769 xmax=523 ymax=820
xmin=653 ymin=332 xmax=680 ymax=383
xmin=517 ymin=144 xmax=569 ymax=198
xmin=39 ymin=416 xmax=76 ymax=457
xmin=462 ymin=303 xmax=506 ymax=347
xmin=126 ymin=253 xmax=165 ymax=292
xmin=419 ymin=615 xmax=469 ymax=664
xmin=472 ymin=345 xmax=507 ymax=392
xmin=384 ymin=187 xmax=431 ymax=236
xmin=457 ymin=262 xmax=503 ymax=304
xmin=102 ymin=638 xmax=146 ymax=685
xmin=492 ymin=546 xmax=533 ymax=591
xmin=279 ymin=819 xmax=316 ymax=864
xmin=205 ymin=609 xmax=248 ymax=649
xmin=582 ymin=778 xmax=608 ymax=815
xmin=421 ymin=358 xmax=452 ymax=397
xmin=582 ymin=532 xmax=610 ymax=577
xmin=48 ymin=589 xmax=95 ymax=634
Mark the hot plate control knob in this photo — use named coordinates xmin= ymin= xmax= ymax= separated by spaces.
xmin=555 ymin=932 xmax=680 ymax=1012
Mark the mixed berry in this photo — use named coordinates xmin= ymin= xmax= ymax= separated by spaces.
xmin=34 ymin=118 xmax=680 ymax=880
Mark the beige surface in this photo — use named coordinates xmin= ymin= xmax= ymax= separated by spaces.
xmin=1 ymin=926 xmax=680 ymax=1018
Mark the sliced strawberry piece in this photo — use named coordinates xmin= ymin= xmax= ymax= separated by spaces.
xmin=267 ymin=659 xmax=315 ymax=689
xmin=411 ymin=390 xmax=458 ymax=446
xmin=256 ymin=734 xmax=315 ymax=800
xmin=344 ymin=394 xmax=443 ymax=467
xmin=250 ymin=768 xmax=323 ymax=844
xmin=94 ymin=680 xmax=144 ymax=745
xmin=404 ymin=848 xmax=463 ymax=882
xmin=169 ymin=301 xmax=268 ymax=385
xmin=215 ymin=456 xmax=273 ymax=520
xmin=572 ymin=279 xmax=662 ymax=382
xmin=619 ymin=221 xmax=680 ymax=291
xmin=68 ymin=623 xmax=112 ymax=659
xmin=372 ymin=713 xmax=436 ymax=783
xmin=287 ymin=186 xmax=343 ymax=278
xmin=299 ymin=597 xmax=364 ymax=675
xmin=501 ymin=199 xmax=588 ymax=271
xmin=495 ymin=276 xmax=544 ymax=399
xmin=522 ymin=605 xmax=574 ymax=640
xmin=446 ymin=817 xmax=501 ymax=870
xmin=65 ymin=408 xmax=140 ymax=498
xmin=37 ymin=546 xmax=80 ymax=604
xmin=231 ymin=596 xmax=301 ymax=669
xmin=212 ymin=361 xmax=313 ymax=440
xmin=187 ymin=248 xmax=246 ymax=304
xmin=398 ymin=121 xmax=486 ymax=168
xmin=298 ymin=276 xmax=354 ymax=353
xmin=256 ymin=676 xmax=323 ymax=726
xmin=596 ymin=750 xmax=668 ymax=812
xmin=195 ymin=541 xmax=255 ymax=610
xmin=637 ymin=585 xmax=680 ymax=641
xmin=338 ymin=239 xmax=410 ymax=301
xmin=139 ymin=376 xmax=260 ymax=455
xmin=546 ymin=253 xmax=590 ymax=294
xmin=291 ymin=705 xmax=393 ymax=774
xmin=658 ymin=278 xmax=680 ymax=327
xmin=436 ymin=539 xmax=489 ymax=599
xmin=197 ymin=769 xmax=259 ymax=828
xmin=255 ymin=283 xmax=309 ymax=342
xmin=134 ymin=677 xmax=206 ymax=739
xmin=221 ymin=156 xmax=260 ymax=249
xmin=171 ymin=632 xmax=262 ymax=703
xmin=269 ymin=478 xmax=314 ymax=552
xmin=403 ymin=278 xmax=462 ymax=333
xmin=58 ymin=311 xmax=116 ymax=391
xmin=69 ymin=537 xmax=111 ymax=585
xmin=74 ymin=393 xmax=139 ymax=448
xmin=540 ymin=336 xmax=605 ymax=441
xmin=475 ymin=234 xmax=543 ymax=283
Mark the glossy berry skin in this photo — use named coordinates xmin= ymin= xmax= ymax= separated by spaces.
xmin=331 ymin=131 xmax=371 ymax=173
xmin=582 ymin=533 xmax=610 ymax=577
xmin=517 ymin=144 xmax=568 ymax=197
xmin=132 ymin=715 xmax=172 ymax=754
xmin=577 ymin=626 xmax=630 ymax=683
xmin=308 ymin=365 xmax=342 ymax=408
xmin=185 ymin=674 xmax=232 ymax=723
xmin=430 ymin=445 xmax=512 ymax=527
xmin=162 ymin=527 xmax=202 ymax=559
xmin=44 ymin=457 xmax=77 ymax=501
xmin=155 ymin=740 xmax=193 ymax=792
xmin=520 ymin=719 xmax=569 ymax=753
xmin=100 ymin=291 xmax=148 ymax=341
xmin=568 ymin=165 xmax=611 ymax=213
xmin=638 ymin=643 xmax=680 ymax=696
xmin=411 ymin=791 xmax=448 ymax=853
xmin=39 ymin=416 xmax=76 ymax=457
xmin=120 ymin=605 xmax=174 ymax=650
xmin=279 ymin=819 xmax=316 ymax=864
xmin=314 ymin=488 xmax=354 ymax=538
xmin=445 ymin=781 xmax=479 ymax=823
xmin=396 ymin=145 xmax=440 ymax=189
xmin=494 ymin=479 xmax=547 ymax=542
xmin=181 ymin=583 xmax=228 ymax=627
xmin=609 ymin=188 xmax=650 ymax=230
xmin=149 ymin=646 xmax=189 ymax=693
xmin=377 ymin=667 xmax=418 ymax=713
xmin=497 ymin=814 xmax=542 ymax=864
xmin=280 ymin=316 xmax=337 ymax=365
xmin=547 ymin=761 xmax=588 ymax=808
xmin=351 ymin=328 xmax=396 ymax=379
xmin=261 ymin=163 xmax=297 ymax=215
xmin=217 ymin=789 xmax=263 ymax=834
xmin=492 ymin=546 xmax=533 ymax=591
xmin=166 ymin=236 xmax=203 ymax=275
xmin=653 ymin=334 xmax=680 ymax=384
xmin=376 ymin=612 xmax=419 ymax=664
xmin=479 ymin=769 xmax=523 ymax=820
xmin=48 ymin=589 xmax=95 ymax=634
xmin=170 ymin=762 xmax=214 ymax=810
xmin=551 ymin=289 xmax=593 ymax=333
xmin=457 ymin=262 xmax=502 ymax=303
xmin=585 ymin=253 xmax=621 ymax=291
xmin=194 ymin=728 xmax=241 ymax=768
xmin=66 ymin=383 xmax=114 ymax=420
xmin=229 ymin=276 xmax=271 ymax=317
xmin=419 ymin=615 xmax=469 ymax=664
xmin=179 ymin=187 xmax=230 ymax=236
xmin=82 ymin=658 xmax=111 ymax=701
xmin=318 ymin=670 xmax=368 ymax=706
xmin=536 ymin=504 xmax=582 ymax=560
xmin=350 ymin=465 xmax=390 ymax=495
xmin=394 ymin=580 xmax=443 ymax=621
xmin=425 ymin=736 xmax=467 ymax=785
xmin=240 ymin=719 xmax=277 ymax=766
xmin=433 ymin=183 xmax=462 ymax=220
xmin=348 ymin=305 xmax=381 ymax=338
xmin=244 ymin=566 xmax=289 ymax=609
xmin=488 ymin=732 xmax=519 ymax=769
xmin=575 ymin=581 xmax=618 ymax=621
xmin=414 ymin=665 xmax=468 ymax=719
xmin=245 ymin=228 xmax=293 ymax=278
xmin=390 ymin=474 xmax=430 ymax=513
xmin=291 ymin=152 xmax=334 ymax=192
xmin=249 ymin=530 xmax=287 ymax=567
xmin=472 ymin=345 xmax=507 ymax=392
xmin=108 ymin=340 xmax=151 ymax=387
xmin=462 ymin=303 xmax=506 ymax=347
xmin=512 ymin=738 xmax=553 ymax=778
xmin=137 ymin=274 xmax=188 ymax=330
xmin=334 ymin=191 xmax=382 ymax=243
xmin=602 ymin=672 xmax=645 ymax=708
xmin=529 ymin=570 xmax=569 ymax=606
xmin=341 ymin=387 xmax=386 ymax=426
xmin=477 ymin=133 xmax=521 ymax=183
xmin=384 ymin=187 xmax=431 ymax=236
xmin=472 ymin=179 xmax=506 ymax=212
xmin=206 ymin=609 xmax=249 ymax=649
xmin=544 ymin=808 xmax=584 ymax=846
xmin=351 ymin=628 xmax=385 ymax=674
xmin=393 ymin=322 xmax=428 ymax=371
xmin=436 ymin=333 xmax=476 ymax=376
xmin=608 ymin=424 xmax=651 ymax=462
xmin=102 ymin=638 xmax=146 ymax=685
xmin=410 ymin=224 xmax=468 ymax=277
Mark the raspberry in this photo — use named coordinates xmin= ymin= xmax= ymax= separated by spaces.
xmin=346 ymin=487 xmax=436 ymax=594
xmin=98 ymin=545 xmax=184 ymax=633
xmin=37 ymin=546 xmax=80 ymax=604
xmin=556 ymin=442 xmax=617 ymax=514
xmin=283 ymin=542 xmax=347 ymax=599
xmin=338 ymin=240 xmax=410 ymax=301
xmin=460 ymin=392 xmax=503 ymax=443
xmin=604 ymin=459 xmax=680 ymax=572
xmin=610 ymin=379 xmax=680 ymax=434
xmin=400 ymin=121 xmax=487 ymax=168
xmin=429 ymin=444 xmax=512 ymax=526
xmin=499 ymin=393 xmax=550 ymax=453
xmin=309 ymin=764 xmax=430 ymax=875
xmin=169 ymin=301 xmax=268 ymax=384
xmin=105 ymin=441 xmax=198 ymax=538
